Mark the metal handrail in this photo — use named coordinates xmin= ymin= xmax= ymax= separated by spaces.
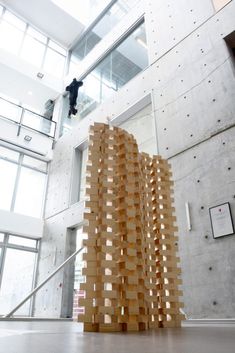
xmin=4 ymin=246 xmax=84 ymax=318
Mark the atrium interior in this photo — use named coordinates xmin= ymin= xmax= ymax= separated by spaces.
xmin=0 ymin=0 xmax=235 ymax=352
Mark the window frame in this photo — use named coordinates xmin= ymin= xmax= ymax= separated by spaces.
xmin=70 ymin=140 xmax=88 ymax=206
xmin=68 ymin=17 xmax=148 ymax=122
xmin=0 ymin=6 xmax=67 ymax=77
xmin=0 ymin=146 xmax=48 ymax=217
xmin=0 ymin=233 xmax=39 ymax=316
xmin=73 ymin=16 xmax=146 ymax=83
xmin=69 ymin=0 xmax=144 ymax=65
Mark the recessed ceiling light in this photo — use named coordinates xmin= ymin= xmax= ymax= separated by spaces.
xmin=24 ymin=135 xmax=32 ymax=141
xmin=28 ymin=91 xmax=33 ymax=95
xmin=37 ymin=72 xmax=44 ymax=79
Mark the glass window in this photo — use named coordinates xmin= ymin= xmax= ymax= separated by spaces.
xmin=0 ymin=233 xmax=4 ymax=242
xmin=8 ymin=235 xmax=37 ymax=248
xmin=14 ymin=167 xmax=46 ymax=218
xmin=23 ymin=155 xmax=47 ymax=173
xmin=0 ymin=146 xmax=19 ymax=162
xmin=0 ymin=148 xmax=47 ymax=217
xmin=22 ymin=109 xmax=56 ymax=137
xmin=0 ymin=248 xmax=36 ymax=316
xmin=0 ymin=97 xmax=21 ymax=123
xmin=75 ymin=21 xmax=148 ymax=119
xmin=0 ymin=20 xmax=24 ymax=55
xmin=27 ymin=26 xmax=47 ymax=44
xmin=48 ymin=39 xmax=66 ymax=55
xmin=3 ymin=10 xmax=26 ymax=31
xmin=44 ymin=48 xmax=65 ymax=77
xmin=0 ymin=159 xmax=18 ymax=211
xmin=119 ymin=104 xmax=157 ymax=155
xmin=69 ymin=54 xmax=82 ymax=76
xmin=20 ymin=35 xmax=46 ymax=67
xmin=71 ymin=0 xmax=141 ymax=62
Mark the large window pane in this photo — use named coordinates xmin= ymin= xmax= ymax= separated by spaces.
xmin=14 ymin=167 xmax=46 ymax=218
xmin=20 ymin=35 xmax=45 ymax=67
xmin=22 ymin=110 xmax=55 ymax=137
xmin=119 ymin=104 xmax=157 ymax=155
xmin=3 ymin=10 xmax=26 ymax=31
xmin=71 ymin=0 xmax=141 ymax=61
xmin=0 ymin=159 xmax=18 ymax=211
xmin=0 ymin=248 xmax=36 ymax=316
xmin=75 ymin=21 xmax=148 ymax=120
xmin=27 ymin=26 xmax=47 ymax=44
xmin=23 ymin=155 xmax=47 ymax=173
xmin=0 ymin=233 xmax=4 ymax=242
xmin=48 ymin=39 xmax=67 ymax=55
xmin=44 ymin=48 xmax=65 ymax=78
xmin=8 ymin=235 xmax=37 ymax=248
xmin=0 ymin=97 xmax=21 ymax=122
xmin=0 ymin=146 xmax=19 ymax=162
xmin=0 ymin=20 xmax=24 ymax=55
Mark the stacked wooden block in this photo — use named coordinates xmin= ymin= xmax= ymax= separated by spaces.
xmin=78 ymin=123 xmax=184 ymax=332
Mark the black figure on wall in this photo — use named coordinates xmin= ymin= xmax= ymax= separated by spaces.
xmin=66 ymin=78 xmax=83 ymax=117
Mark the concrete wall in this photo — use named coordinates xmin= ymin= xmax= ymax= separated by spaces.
xmin=36 ymin=0 xmax=235 ymax=318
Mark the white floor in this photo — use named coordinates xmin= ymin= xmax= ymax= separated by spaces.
xmin=0 ymin=321 xmax=235 ymax=353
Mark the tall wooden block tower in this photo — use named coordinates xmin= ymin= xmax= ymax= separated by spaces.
xmin=78 ymin=123 xmax=184 ymax=332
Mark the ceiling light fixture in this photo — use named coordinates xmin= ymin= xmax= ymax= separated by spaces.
xmin=24 ymin=135 xmax=32 ymax=142
xmin=136 ymin=37 xmax=148 ymax=49
xmin=37 ymin=72 xmax=44 ymax=79
xmin=27 ymin=91 xmax=33 ymax=96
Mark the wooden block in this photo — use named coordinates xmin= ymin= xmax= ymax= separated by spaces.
xmin=82 ymin=267 xmax=97 ymax=276
xmin=79 ymin=298 xmax=93 ymax=307
xmin=84 ymin=323 xmax=99 ymax=332
xmin=101 ymin=290 xmax=117 ymax=299
xmin=99 ymin=323 xmax=122 ymax=332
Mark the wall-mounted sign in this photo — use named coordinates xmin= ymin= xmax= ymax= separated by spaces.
xmin=209 ymin=202 xmax=234 ymax=239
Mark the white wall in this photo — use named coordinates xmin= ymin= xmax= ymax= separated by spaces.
xmin=0 ymin=209 xmax=44 ymax=238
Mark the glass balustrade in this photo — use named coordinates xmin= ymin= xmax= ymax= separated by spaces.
xmin=0 ymin=96 xmax=56 ymax=138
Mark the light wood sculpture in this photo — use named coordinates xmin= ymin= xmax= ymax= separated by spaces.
xmin=78 ymin=123 xmax=184 ymax=332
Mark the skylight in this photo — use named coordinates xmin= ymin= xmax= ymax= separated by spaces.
xmin=51 ymin=0 xmax=111 ymax=26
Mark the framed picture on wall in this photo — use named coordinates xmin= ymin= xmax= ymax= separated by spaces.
xmin=209 ymin=202 xmax=235 ymax=239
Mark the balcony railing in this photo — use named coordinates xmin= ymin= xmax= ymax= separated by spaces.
xmin=0 ymin=96 xmax=57 ymax=138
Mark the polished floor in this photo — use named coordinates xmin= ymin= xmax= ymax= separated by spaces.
xmin=0 ymin=321 xmax=235 ymax=353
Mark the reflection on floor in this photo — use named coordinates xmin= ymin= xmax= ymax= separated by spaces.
xmin=0 ymin=321 xmax=234 ymax=353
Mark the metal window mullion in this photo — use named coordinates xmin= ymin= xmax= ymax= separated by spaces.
xmin=17 ymin=106 xmax=24 ymax=136
xmin=0 ymin=156 xmax=19 ymax=165
xmin=40 ymin=167 xmax=49 ymax=218
xmin=20 ymin=163 xmax=47 ymax=174
xmin=0 ymin=234 xmax=8 ymax=290
xmin=0 ymin=6 xmax=6 ymax=23
xmin=5 ymin=243 xmax=38 ymax=253
xmin=69 ymin=0 xmax=118 ymax=51
xmin=0 ymin=156 xmax=48 ymax=173
xmin=31 ymin=239 xmax=41 ymax=316
xmin=11 ymin=154 xmax=23 ymax=211
xmin=65 ymin=50 xmax=71 ymax=76
xmin=18 ymin=22 xmax=28 ymax=57
xmin=41 ymin=37 xmax=49 ymax=69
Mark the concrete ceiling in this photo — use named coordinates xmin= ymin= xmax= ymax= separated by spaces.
xmin=1 ymin=0 xmax=85 ymax=47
